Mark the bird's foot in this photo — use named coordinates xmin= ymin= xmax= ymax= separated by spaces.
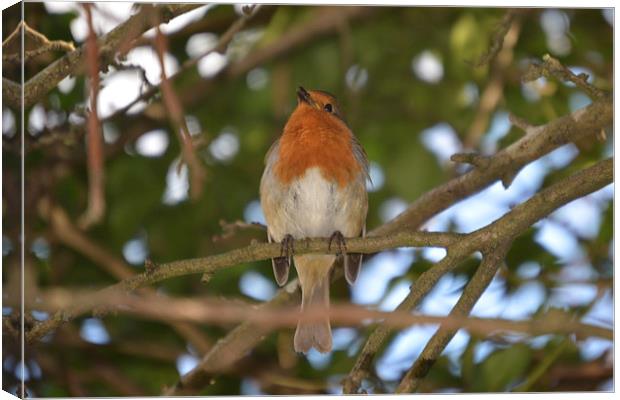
xmin=328 ymin=231 xmax=347 ymax=256
xmin=280 ymin=234 xmax=295 ymax=262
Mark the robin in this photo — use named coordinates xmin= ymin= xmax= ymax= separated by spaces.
xmin=260 ymin=87 xmax=369 ymax=353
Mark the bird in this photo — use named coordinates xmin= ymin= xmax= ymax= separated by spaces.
xmin=260 ymin=86 xmax=369 ymax=354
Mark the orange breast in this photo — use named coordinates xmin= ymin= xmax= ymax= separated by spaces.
xmin=274 ymin=112 xmax=361 ymax=188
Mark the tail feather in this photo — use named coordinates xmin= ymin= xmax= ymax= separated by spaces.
xmin=294 ymin=272 xmax=332 ymax=353
xmin=344 ymin=253 xmax=363 ymax=285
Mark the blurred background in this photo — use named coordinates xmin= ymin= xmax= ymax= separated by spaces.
xmin=2 ymin=2 xmax=614 ymax=396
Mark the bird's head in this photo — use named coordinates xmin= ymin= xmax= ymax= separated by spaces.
xmin=285 ymin=86 xmax=349 ymax=135
xmin=295 ymin=86 xmax=342 ymax=117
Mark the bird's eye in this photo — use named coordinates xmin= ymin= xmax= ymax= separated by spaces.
xmin=324 ymin=103 xmax=333 ymax=113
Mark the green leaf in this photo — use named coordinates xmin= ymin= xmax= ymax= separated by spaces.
xmin=474 ymin=343 xmax=532 ymax=392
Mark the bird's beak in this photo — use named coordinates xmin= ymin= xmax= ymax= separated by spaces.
xmin=297 ymin=86 xmax=311 ymax=104
xmin=297 ymin=86 xmax=319 ymax=109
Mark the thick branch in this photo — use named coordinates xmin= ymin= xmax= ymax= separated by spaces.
xmin=372 ymin=99 xmax=612 ymax=237
xmin=2 ymin=4 xmax=202 ymax=109
xmin=25 ymin=230 xmax=460 ymax=342
xmin=342 ymin=158 xmax=612 ymax=393
xmin=2 ymin=77 xmax=21 ymax=110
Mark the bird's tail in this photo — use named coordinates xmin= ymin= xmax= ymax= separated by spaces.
xmin=294 ymin=255 xmax=333 ymax=354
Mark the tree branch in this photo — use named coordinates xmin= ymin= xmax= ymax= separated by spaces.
xmin=372 ymin=98 xmax=612 ymax=237
xmin=104 ymin=4 xmax=260 ymax=129
xmin=2 ymin=77 xmax=21 ymax=110
xmin=3 ymin=21 xmax=75 ymax=65
xmin=25 ymin=85 xmax=612 ymax=394
xmin=30 ymin=289 xmax=611 ymax=341
xmin=2 ymin=4 xmax=202 ymax=109
xmin=45 ymin=204 xmax=212 ymax=354
xmin=226 ymin=6 xmax=374 ymax=78
xmin=28 ymin=157 xmax=610 ymax=393
xmin=395 ymin=242 xmax=511 ymax=393
xmin=342 ymin=158 xmax=612 ymax=393
xmin=102 ymin=6 xmax=371 ymax=126
xmin=25 ymin=230 xmax=460 ymax=343
xmin=77 ymin=4 xmax=106 ymax=229
xmin=464 ymin=10 xmax=521 ymax=148
xmin=474 ymin=9 xmax=521 ymax=67
xmin=523 ymin=53 xmax=608 ymax=100
xmin=163 ymin=279 xmax=302 ymax=395
xmin=24 ymin=284 xmax=610 ymax=395
xmin=153 ymin=18 xmax=207 ymax=200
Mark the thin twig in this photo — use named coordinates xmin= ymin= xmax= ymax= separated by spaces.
xmin=508 ymin=112 xmax=535 ymax=133
xmin=450 ymin=152 xmax=491 ymax=169
xmin=2 ymin=316 xmax=19 ymax=338
xmin=3 ymin=22 xmax=75 ymax=64
xmin=212 ymin=219 xmax=267 ymax=242
xmin=545 ymin=357 xmax=612 ymax=388
xmin=2 ymin=20 xmax=23 ymax=48
xmin=464 ymin=11 xmax=521 ymax=148
xmin=474 ymin=9 xmax=521 ymax=67
xmin=153 ymin=21 xmax=207 ymax=200
xmin=77 ymin=4 xmax=106 ymax=230
xmin=522 ymin=54 xmax=607 ymax=100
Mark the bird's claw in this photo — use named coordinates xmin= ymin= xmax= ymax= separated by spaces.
xmin=328 ymin=231 xmax=347 ymax=256
xmin=280 ymin=234 xmax=295 ymax=262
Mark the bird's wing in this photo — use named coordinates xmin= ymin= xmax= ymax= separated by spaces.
xmin=264 ymin=137 xmax=280 ymax=165
xmin=351 ymin=135 xmax=370 ymax=183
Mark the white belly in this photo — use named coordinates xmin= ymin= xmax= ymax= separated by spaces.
xmin=265 ymin=167 xmax=358 ymax=240
xmin=287 ymin=167 xmax=343 ymax=238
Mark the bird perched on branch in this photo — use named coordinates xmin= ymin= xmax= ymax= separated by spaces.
xmin=260 ymin=87 xmax=369 ymax=353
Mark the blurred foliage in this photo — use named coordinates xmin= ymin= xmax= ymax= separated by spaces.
xmin=2 ymin=2 xmax=613 ymax=396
